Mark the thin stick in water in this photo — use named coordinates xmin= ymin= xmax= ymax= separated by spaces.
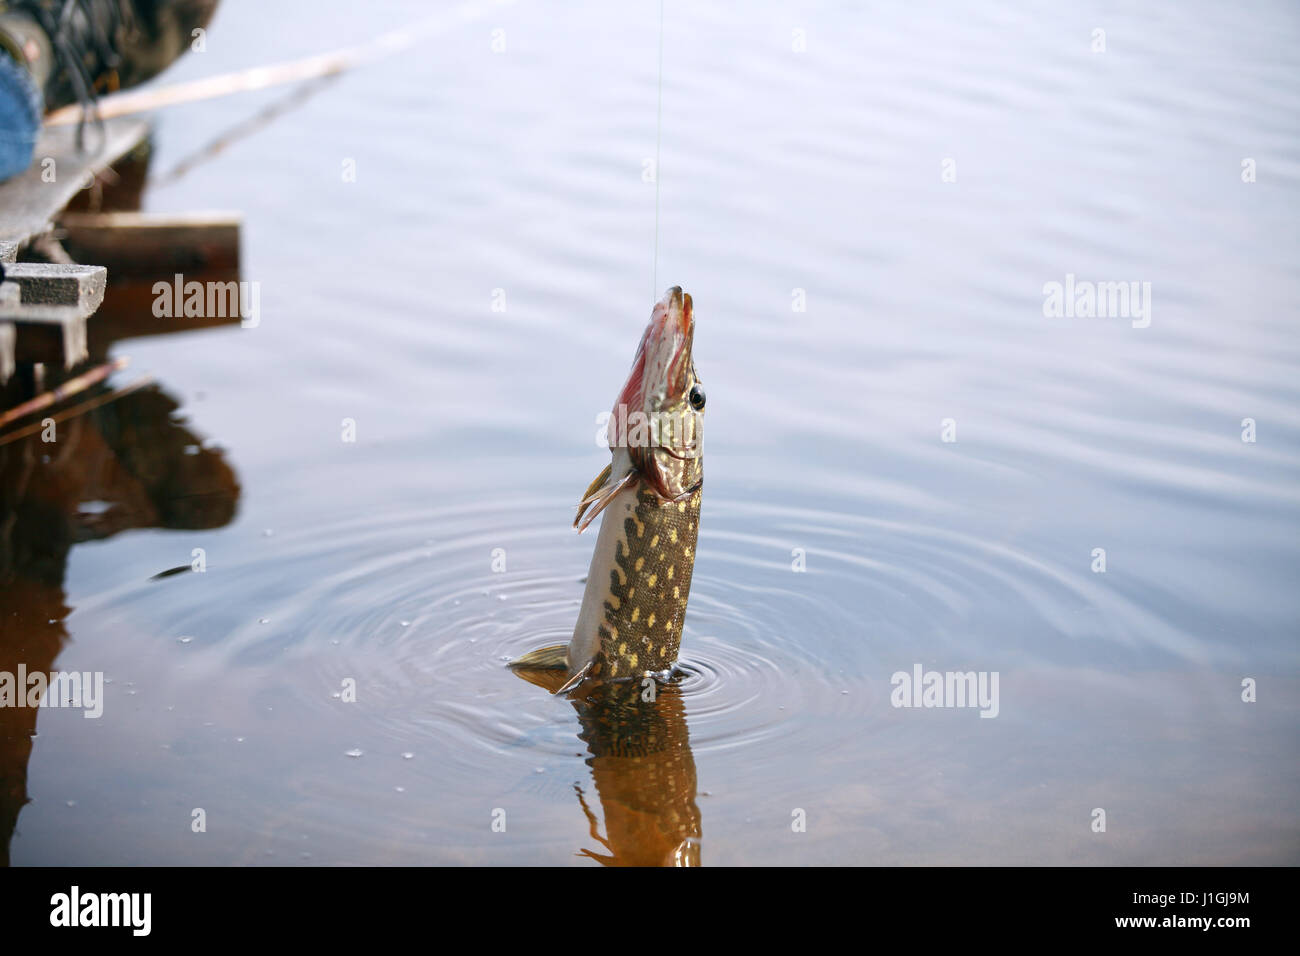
xmin=44 ymin=0 xmax=514 ymax=127
xmin=0 ymin=356 xmax=128 ymax=428
xmin=0 ymin=374 xmax=153 ymax=447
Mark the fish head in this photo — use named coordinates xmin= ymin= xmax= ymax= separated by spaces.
xmin=609 ymin=286 xmax=704 ymax=501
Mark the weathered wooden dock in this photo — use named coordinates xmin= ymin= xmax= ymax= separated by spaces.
xmin=0 ymin=119 xmax=149 ymax=381
xmin=0 ymin=116 xmax=242 ymax=390
xmin=0 ymin=118 xmax=150 ymax=261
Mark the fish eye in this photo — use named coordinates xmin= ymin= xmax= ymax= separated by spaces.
xmin=688 ymin=383 xmax=706 ymax=411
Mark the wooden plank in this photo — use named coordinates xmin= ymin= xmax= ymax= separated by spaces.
xmin=3 ymin=305 xmax=88 ymax=366
xmin=89 ymin=279 xmax=246 ymax=350
xmin=0 ymin=117 xmax=150 ymax=252
xmin=4 ymin=308 xmax=85 ymax=365
xmin=0 ymin=263 xmax=105 ymax=368
xmin=0 ymin=282 xmax=13 ymax=380
xmin=59 ymin=212 xmax=241 ymax=278
xmin=2 ymin=262 xmax=106 ymax=307
xmin=0 ymin=322 xmax=13 ymax=384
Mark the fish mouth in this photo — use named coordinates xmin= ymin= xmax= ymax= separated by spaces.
xmin=608 ymin=287 xmax=698 ymax=499
xmin=624 ymin=286 xmax=693 ymax=401
xmin=662 ymin=285 xmax=689 ymax=323
xmin=657 ymin=286 xmax=693 ymax=348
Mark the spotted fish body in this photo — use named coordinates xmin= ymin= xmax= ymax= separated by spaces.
xmin=571 ymin=481 xmax=701 ymax=682
xmin=511 ymin=287 xmax=704 ymax=692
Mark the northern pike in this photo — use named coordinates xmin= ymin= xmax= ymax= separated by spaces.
xmin=511 ymin=287 xmax=705 ymax=693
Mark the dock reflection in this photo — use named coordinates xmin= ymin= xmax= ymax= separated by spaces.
xmin=0 ymin=138 xmax=243 ymax=864
xmin=0 ymin=378 xmax=240 ymax=864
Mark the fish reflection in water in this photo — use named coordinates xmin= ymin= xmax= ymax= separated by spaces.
xmin=515 ymin=668 xmax=701 ymax=867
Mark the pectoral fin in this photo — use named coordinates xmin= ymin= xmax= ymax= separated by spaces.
xmin=554 ymin=658 xmax=595 ymax=695
xmin=574 ymin=461 xmax=635 ymax=533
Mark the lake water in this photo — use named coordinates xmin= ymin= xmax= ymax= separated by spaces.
xmin=1 ymin=0 xmax=1297 ymax=865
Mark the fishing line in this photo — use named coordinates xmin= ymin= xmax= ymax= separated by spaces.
xmin=652 ymin=0 xmax=665 ymax=299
